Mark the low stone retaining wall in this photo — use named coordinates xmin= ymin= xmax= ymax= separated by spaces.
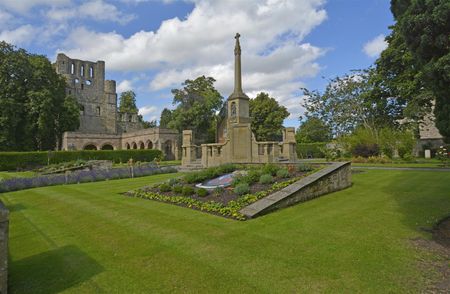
xmin=0 ymin=201 xmax=8 ymax=293
xmin=240 ymin=162 xmax=351 ymax=218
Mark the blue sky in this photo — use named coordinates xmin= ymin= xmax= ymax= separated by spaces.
xmin=0 ymin=0 xmax=393 ymax=128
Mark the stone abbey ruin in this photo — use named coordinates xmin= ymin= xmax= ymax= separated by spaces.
xmin=55 ymin=53 xmax=179 ymax=159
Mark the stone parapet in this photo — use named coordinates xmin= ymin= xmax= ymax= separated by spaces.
xmin=240 ymin=162 xmax=352 ymax=218
xmin=0 ymin=201 xmax=8 ymax=294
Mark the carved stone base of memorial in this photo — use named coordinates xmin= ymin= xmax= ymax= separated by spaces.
xmin=0 ymin=201 xmax=9 ymax=294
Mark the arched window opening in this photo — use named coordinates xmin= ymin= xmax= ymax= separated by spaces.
xmin=128 ymin=114 xmax=132 ymax=122
xmin=81 ymin=83 xmax=84 ymax=90
xmin=96 ymin=106 xmax=101 ymax=116
xmin=71 ymin=63 xmax=75 ymax=74
xmin=139 ymin=142 xmax=145 ymax=149
xmin=89 ymin=66 xmax=94 ymax=78
xmin=101 ymin=144 xmax=114 ymax=150
xmin=147 ymin=141 xmax=153 ymax=149
xmin=74 ymin=78 xmax=79 ymax=84
xmin=83 ymin=144 xmax=97 ymax=150
xmin=126 ymin=143 xmax=130 ymax=150
xmin=80 ymin=65 xmax=84 ymax=76
xmin=132 ymin=142 xmax=137 ymax=149
xmin=86 ymin=80 xmax=92 ymax=86
xmin=80 ymin=105 xmax=85 ymax=115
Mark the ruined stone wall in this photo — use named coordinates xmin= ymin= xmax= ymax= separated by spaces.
xmin=55 ymin=53 xmax=117 ymax=134
xmin=0 ymin=201 xmax=8 ymax=294
xmin=62 ymin=132 xmax=122 ymax=150
xmin=122 ymin=128 xmax=179 ymax=160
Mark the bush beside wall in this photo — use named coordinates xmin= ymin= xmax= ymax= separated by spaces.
xmin=296 ymin=142 xmax=327 ymax=159
xmin=0 ymin=149 xmax=162 ymax=171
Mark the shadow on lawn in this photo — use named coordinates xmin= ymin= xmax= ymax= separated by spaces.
xmin=382 ymin=171 xmax=450 ymax=231
xmin=7 ymin=203 xmax=26 ymax=213
xmin=10 ymin=245 xmax=103 ymax=293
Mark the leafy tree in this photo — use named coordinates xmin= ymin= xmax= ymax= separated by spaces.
xmin=118 ymin=90 xmax=138 ymax=114
xmin=302 ymin=69 xmax=404 ymax=138
xmin=142 ymin=120 xmax=157 ymax=129
xmin=296 ymin=117 xmax=332 ymax=143
xmin=249 ymin=92 xmax=289 ymax=141
xmin=159 ymin=108 xmax=173 ymax=128
xmin=169 ymin=76 xmax=223 ymax=143
xmin=390 ymin=0 xmax=450 ymax=138
xmin=0 ymin=42 xmax=79 ymax=151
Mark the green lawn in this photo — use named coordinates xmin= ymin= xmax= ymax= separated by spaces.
xmin=0 ymin=171 xmax=35 ymax=180
xmin=1 ymin=170 xmax=449 ymax=293
xmin=351 ymin=162 xmax=443 ymax=168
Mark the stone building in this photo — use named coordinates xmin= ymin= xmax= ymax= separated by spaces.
xmin=182 ymin=34 xmax=297 ymax=168
xmin=417 ymin=103 xmax=445 ymax=155
xmin=55 ymin=53 xmax=179 ymax=159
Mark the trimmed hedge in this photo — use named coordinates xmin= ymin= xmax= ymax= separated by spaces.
xmin=296 ymin=142 xmax=327 ymax=159
xmin=0 ymin=149 xmax=162 ymax=171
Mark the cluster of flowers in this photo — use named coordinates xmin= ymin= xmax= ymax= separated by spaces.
xmin=128 ymin=173 xmax=312 ymax=221
xmin=436 ymin=146 xmax=449 ymax=167
xmin=0 ymin=164 xmax=177 ymax=193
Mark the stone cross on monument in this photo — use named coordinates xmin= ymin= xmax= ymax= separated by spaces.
xmin=230 ymin=33 xmax=248 ymax=100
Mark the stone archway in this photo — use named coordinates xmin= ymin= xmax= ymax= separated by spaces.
xmin=139 ymin=141 xmax=145 ymax=149
xmin=125 ymin=142 xmax=130 ymax=150
xmin=146 ymin=140 xmax=153 ymax=149
xmin=83 ymin=144 xmax=97 ymax=150
xmin=101 ymin=144 xmax=114 ymax=150
xmin=132 ymin=142 xmax=137 ymax=149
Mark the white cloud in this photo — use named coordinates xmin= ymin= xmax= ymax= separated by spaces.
xmin=117 ymin=80 xmax=134 ymax=93
xmin=58 ymin=0 xmax=328 ymax=118
xmin=139 ymin=105 xmax=159 ymax=121
xmin=0 ymin=24 xmax=38 ymax=46
xmin=0 ymin=9 xmax=13 ymax=26
xmin=46 ymin=0 xmax=135 ymax=25
xmin=0 ymin=0 xmax=70 ymax=13
xmin=363 ymin=34 xmax=387 ymax=58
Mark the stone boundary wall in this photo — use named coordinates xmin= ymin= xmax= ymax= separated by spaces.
xmin=0 ymin=201 xmax=8 ymax=294
xmin=240 ymin=162 xmax=351 ymax=218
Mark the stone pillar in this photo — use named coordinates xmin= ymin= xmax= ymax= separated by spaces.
xmin=282 ymin=128 xmax=297 ymax=162
xmin=182 ymin=130 xmax=193 ymax=166
xmin=0 ymin=201 xmax=9 ymax=294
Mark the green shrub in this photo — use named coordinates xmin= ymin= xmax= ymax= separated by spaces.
xmin=173 ymin=185 xmax=183 ymax=193
xmin=276 ymin=168 xmax=290 ymax=178
xmin=159 ymin=183 xmax=172 ymax=192
xmin=296 ymin=142 xmax=327 ymax=158
xmin=234 ymin=183 xmax=250 ymax=195
xmin=213 ymin=186 xmax=225 ymax=196
xmin=196 ymin=188 xmax=209 ymax=197
xmin=184 ymin=164 xmax=238 ymax=184
xmin=167 ymin=178 xmax=179 ymax=186
xmin=231 ymin=174 xmax=250 ymax=187
xmin=0 ymin=149 xmax=162 ymax=171
xmin=262 ymin=164 xmax=279 ymax=176
xmin=247 ymin=169 xmax=262 ymax=183
xmin=216 ymin=163 xmax=237 ymax=174
xmin=259 ymin=174 xmax=273 ymax=184
xmin=182 ymin=186 xmax=195 ymax=196
xmin=297 ymin=163 xmax=312 ymax=172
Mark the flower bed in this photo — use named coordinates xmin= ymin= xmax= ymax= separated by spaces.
xmin=126 ymin=163 xmax=320 ymax=220
xmin=0 ymin=164 xmax=177 ymax=193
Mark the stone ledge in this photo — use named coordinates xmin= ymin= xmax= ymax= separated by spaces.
xmin=239 ymin=162 xmax=352 ymax=219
